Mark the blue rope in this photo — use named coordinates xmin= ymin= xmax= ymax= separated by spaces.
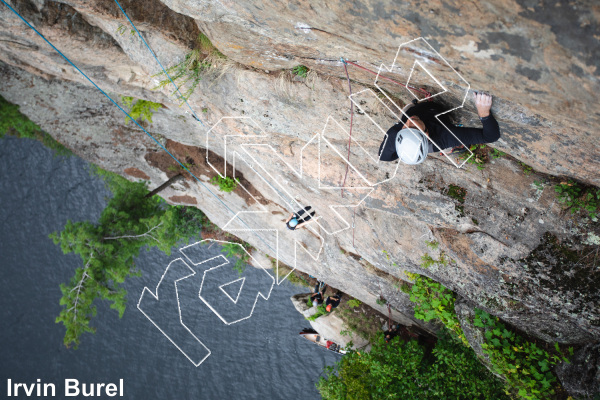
xmin=112 ymin=0 xmax=293 ymax=207
xmin=0 ymin=0 xmax=280 ymax=256
xmin=110 ymin=1 xmax=300 ymax=254
xmin=112 ymin=0 xmax=204 ymax=125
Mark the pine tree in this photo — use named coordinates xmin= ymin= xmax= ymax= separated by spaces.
xmin=50 ymin=168 xmax=205 ymax=348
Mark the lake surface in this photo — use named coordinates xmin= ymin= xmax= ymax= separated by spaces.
xmin=0 ymin=136 xmax=338 ymax=399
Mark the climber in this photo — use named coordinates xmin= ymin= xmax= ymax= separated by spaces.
xmin=378 ymin=92 xmax=501 ymax=164
xmin=285 ymin=206 xmax=316 ymax=230
xmin=325 ymin=291 xmax=342 ymax=312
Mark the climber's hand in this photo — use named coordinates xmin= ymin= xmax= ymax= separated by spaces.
xmin=473 ymin=92 xmax=492 ymax=118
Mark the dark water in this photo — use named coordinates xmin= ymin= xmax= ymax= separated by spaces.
xmin=0 ymin=137 xmax=338 ymax=399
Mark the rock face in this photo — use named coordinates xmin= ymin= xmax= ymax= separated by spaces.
xmin=1 ymin=0 xmax=599 ymax=360
xmin=555 ymin=342 xmax=600 ymax=399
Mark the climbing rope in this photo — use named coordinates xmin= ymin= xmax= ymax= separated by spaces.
xmin=342 ymin=59 xmax=433 ymax=99
xmin=112 ymin=0 xmax=294 ymax=209
xmin=0 ymin=0 xmax=286 ymax=265
xmin=340 ymin=58 xmax=354 ymax=199
xmin=339 ymin=57 xmax=434 ymax=248
xmin=339 ymin=58 xmax=359 ymax=249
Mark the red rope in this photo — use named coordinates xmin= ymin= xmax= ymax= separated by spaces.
xmin=340 ymin=57 xmax=432 ymax=248
xmin=344 ymin=59 xmax=432 ymax=99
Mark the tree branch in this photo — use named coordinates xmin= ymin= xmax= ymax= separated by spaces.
xmin=103 ymin=222 xmax=163 ymax=243
xmin=70 ymin=252 xmax=93 ymax=322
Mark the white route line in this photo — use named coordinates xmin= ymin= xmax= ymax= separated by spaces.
xmin=138 ymin=37 xmax=478 ymax=366
xmin=373 ymin=37 xmax=474 ymax=169
xmin=137 ymin=258 xmax=211 ymax=367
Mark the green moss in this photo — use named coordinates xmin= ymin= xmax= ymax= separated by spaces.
xmin=446 ymin=184 xmax=467 ymax=203
xmin=197 ymin=32 xmax=225 ymax=59
xmin=445 ymin=184 xmax=467 ymax=217
xmin=0 ymin=95 xmax=73 ymax=157
xmin=271 ymin=258 xmax=311 ymax=287
xmin=518 ymin=161 xmax=534 ymax=176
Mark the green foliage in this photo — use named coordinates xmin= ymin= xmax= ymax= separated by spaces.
xmin=425 ymin=240 xmax=439 ymax=250
xmin=292 ymin=65 xmax=309 ymax=78
xmin=273 ymin=260 xmax=311 ymax=287
xmin=461 ymin=144 xmax=487 ymax=170
xmin=197 ymin=32 xmax=225 ymax=58
xmin=317 ymin=333 xmax=508 ymax=400
xmin=446 ymin=184 xmax=467 ymax=203
xmin=121 ymin=96 xmax=162 ymax=124
xmin=399 ymin=282 xmax=411 ymax=294
xmin=555 ymin=180 xmax=600 ymax=220
xmin=338 ymin=302 xmax=379 ymax=341
xmin=307 ymin=304 xmax=328 ymax=321
xmin=420 ymin=253 xmax=436 ymax=269
xmin=0 ymin=95 xmax=73 ymax=156
xmin=406 ymin=273 xmax=467 ymax=345
xmin=420 ymin=250 xmax=451 ymax=269
xmin=375 ymin=297 xmax=387 ymax=306
xmin=490 ymin=148 xmax=506 ymax=159
xmin=210 ymin=175 xmax=239 ymax=193
xmin=459 ymin=145 xmax=505 ymax=169
xmin=221 ymin=242 xmax=251 ymax=274
xmin=381 ymin=249 xmax=398 ymax=267
xmin=153 ymin=34 xmax=224 ymax=104
xmin=519 ymin=161 xmax=534 ymax=176
xmin=532 ymin=180 xmax=545 ymax=192
xmin=346 ymin=299 xmax=362 ymax=308
xmin=473 ymin=308 xmax=569 ymax=400
xmin=153 ymin=50 xmax=208 ymax=103
xmin=51 ymin=168 xmax=205 ymax=348
xmin=116 ymin=23 xmax=135 ymax=36
xmin=306 ymin=298 xmax=313 ymax=308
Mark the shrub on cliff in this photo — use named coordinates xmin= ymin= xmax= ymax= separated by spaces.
xmin=317 ymin=331 xmax=508 ymax=400
xmin=473 ymin=309 xmax=571 ymax=400
xmin=405 ymin=270 xmax=571 ymax=399
xmin=403 ymin=272 xmax=467 ymax=345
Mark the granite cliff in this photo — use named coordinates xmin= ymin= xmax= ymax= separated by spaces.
xmin=1 ymin=0 xmax=599 ymax=391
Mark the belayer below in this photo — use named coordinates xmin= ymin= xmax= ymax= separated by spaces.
xmin=325 ymin=292 xmax=342 ymax=312
xmin=378 ymin=92 xmax=500 ymax=164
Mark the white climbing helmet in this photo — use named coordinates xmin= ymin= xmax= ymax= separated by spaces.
xmin=395 ymin=128 xmax=428 ymax=165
